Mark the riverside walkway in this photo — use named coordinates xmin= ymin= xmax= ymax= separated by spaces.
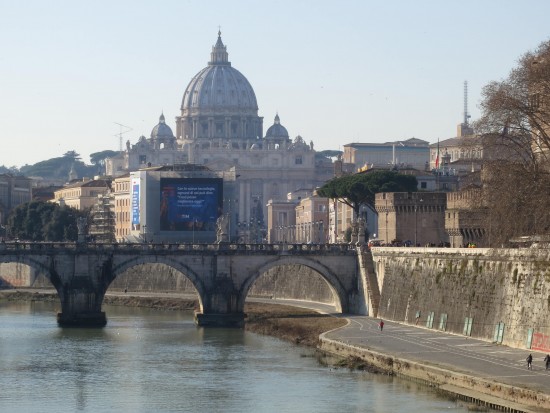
xmin=321 ymin=315 xmax=550 ymax=412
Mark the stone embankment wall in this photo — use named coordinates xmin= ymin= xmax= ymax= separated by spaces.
xmin=248 ymin=265 xmax=335 ymax=303
xmin=110 ymin=264 xmax=197 ymax=293
xmin=0 ymin=263 xmax=41 ymax=287
xmin=372 ymin=247 xmax=550 ymax=350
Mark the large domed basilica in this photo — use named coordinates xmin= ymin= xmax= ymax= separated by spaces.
xmin=106 ymin=32 xmax=333 ymax=228
xmin=177 ymin=31 xmax=262 ymax=143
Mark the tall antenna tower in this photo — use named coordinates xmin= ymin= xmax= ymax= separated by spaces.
xmin=114 ymin=123 xmax=133 ymax=152
xmin=463 ymin=80 xmax=471 ymax=126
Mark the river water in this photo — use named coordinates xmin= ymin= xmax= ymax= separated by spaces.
xmin=0 ymin=301 xmax=488 ymax=413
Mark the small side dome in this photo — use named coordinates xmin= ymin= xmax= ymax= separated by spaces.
xmin=151 ymin=113 xmax=175 ymax=140
xmin=265 ymin=113 xmax=289 ymax=140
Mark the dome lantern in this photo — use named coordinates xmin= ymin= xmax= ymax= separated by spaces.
xmin=210 ymin=30 xmax=230 ymax=66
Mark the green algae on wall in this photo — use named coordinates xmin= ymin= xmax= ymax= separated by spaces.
xmin=374 ymin=249 xmax=550 ymax=349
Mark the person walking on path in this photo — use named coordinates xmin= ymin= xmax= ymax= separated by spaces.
xmin=544 ymin=354 xmax=550 ymax=370
xmin=527 ymin=354 xmax=533 ymax=370
xmin=378 ymin=320 xmax=384 ymax=331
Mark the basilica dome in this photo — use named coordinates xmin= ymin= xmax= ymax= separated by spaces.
xmin=181 ymin=32 xmax=258 ymax=114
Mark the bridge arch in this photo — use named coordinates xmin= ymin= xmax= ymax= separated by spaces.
xmin=111 ymin=256 xmax=206 ymax=312
xmin=238 ymin=256 xmax=348 ymax=313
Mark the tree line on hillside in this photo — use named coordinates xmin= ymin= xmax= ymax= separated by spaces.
xmin=1 ymin=150 xmax=119 ymax=179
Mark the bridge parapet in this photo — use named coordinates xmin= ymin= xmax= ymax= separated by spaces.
xmin=0 ymin=242 xmax=357 ymax=256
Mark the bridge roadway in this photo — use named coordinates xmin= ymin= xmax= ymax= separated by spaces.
xmin=0 ymin=241 xmax=361 ymax=327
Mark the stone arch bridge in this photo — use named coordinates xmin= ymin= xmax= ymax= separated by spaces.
xmin=0 ymin=242 xmax=373 ymax=327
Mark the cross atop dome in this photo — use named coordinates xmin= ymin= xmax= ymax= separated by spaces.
xmin=210 ymin=30 xmax=230 ymax=66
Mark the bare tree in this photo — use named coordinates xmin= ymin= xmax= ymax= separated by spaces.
xmin=474 ymin=40 xmax=550 ymax=245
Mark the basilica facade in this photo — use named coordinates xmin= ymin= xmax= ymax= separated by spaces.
xmin=106 ymin=32 xmax=333 ymax=229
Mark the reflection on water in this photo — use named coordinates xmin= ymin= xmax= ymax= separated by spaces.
xmin=0 ymin=301 xmax=492 ymax=413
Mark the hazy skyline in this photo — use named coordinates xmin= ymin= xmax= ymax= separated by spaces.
xmin=2 ymin=0 xmax=550 ymax=167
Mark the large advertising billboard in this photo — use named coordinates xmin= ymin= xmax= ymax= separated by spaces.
xmin=160 ymin=178 xmax=223 ymax=231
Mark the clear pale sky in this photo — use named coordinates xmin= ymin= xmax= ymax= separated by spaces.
xmin=1 ymin=0 xmax=550 ymax=167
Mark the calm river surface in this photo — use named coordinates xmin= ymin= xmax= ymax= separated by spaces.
xmin=0 ymin=301 xmax=489 ymax=413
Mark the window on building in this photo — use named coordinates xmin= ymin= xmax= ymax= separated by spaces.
xmin=139 ymin=155 xmax=147 ymax=164
xmin=295 ymin=156 xmax=303 ymax=165
xmin=420 ymin=182 xmax=427 ymax=189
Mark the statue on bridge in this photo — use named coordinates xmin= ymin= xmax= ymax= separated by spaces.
xmin=216 ymin=213 xmax=230 ymax=244
xmin=77 ymin=217 xmax=87 ymax=244
xmin=357 ymin=218 xmax=366 ymax=245
xmin=350 ymin=218 xmax=366 ymax=245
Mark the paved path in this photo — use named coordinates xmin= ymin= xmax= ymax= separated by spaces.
xmin=269 ymin=299 xmax=550 ymax=410
xmin=323 ymin=315 xmax=550 ymax=396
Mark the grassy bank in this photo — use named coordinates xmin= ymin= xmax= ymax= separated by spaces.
xmin=0 ymin=290 xmax=346 ymax=348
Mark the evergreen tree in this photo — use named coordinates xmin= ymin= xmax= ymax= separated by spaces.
xmin=317 ymin=171 xmax=418 ymax=218
xmin=7 ymin=201 xmax=88 ymax=242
